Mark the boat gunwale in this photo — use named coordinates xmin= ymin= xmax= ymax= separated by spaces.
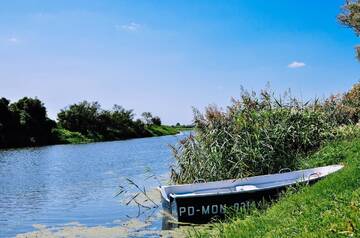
xmin=158 ymin=164 xmax=344 ymax=202
xmin=170 ymin=175 xmax=317 ymax=199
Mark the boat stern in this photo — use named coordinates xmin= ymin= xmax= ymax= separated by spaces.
xmin=158 ymin=186 xmax=172 ymax=214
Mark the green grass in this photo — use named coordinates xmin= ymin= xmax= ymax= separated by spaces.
xmin=52 ymin=128 xmax=93 ymax=144
xmin=190 ymin=138 xmax=360 ymax=237
xmin=51 ymin=125 xmax=191 ymax=146
xmin=146 ymin=125 xmax=191 ymax=137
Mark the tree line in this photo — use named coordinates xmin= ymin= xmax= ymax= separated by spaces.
xmin=0 ymin=97 xmax=174 ymax=149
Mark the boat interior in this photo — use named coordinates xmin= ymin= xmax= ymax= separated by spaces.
xmin=159 ymin=165 xmax=343 ymax=201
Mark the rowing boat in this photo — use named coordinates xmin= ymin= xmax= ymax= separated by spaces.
xmin=158 ymin=164 xmax=343 ymax=223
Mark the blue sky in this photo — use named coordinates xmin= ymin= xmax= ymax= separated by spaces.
xmin=0 ymin=0 xmax=359 ymax=124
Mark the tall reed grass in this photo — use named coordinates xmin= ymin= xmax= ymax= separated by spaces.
xmin=171 ymin=86 xmax=359 ymax=184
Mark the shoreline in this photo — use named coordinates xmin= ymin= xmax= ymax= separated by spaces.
xmin=0 ymin=126 xmax=192 ymax=151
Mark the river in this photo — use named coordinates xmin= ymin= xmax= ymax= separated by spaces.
xmin=0 ymin=132 xmax=191 ymax=238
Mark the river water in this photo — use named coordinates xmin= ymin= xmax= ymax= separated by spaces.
xmin=0 ymin=132 xmax=191 ymax=238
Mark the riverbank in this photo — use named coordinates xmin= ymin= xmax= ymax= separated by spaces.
xmin=170 ymin=83 xmax=360 ymax=237
xmin=0 ymin=96 xmax=193 ymax=149
xmin=146 ymin=125 xmax=193 ymax=137
xmin=190 ymin=138 xmax=360 ymax=237
xmin=54 ymin=125 xmax=192 ymax=145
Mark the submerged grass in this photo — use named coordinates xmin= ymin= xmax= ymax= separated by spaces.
xmin=190 ymin=138 xmax=360 ymax=237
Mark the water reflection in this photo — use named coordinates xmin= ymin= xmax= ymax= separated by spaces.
xmin=0 ymin=132 xmax=190 ymax=238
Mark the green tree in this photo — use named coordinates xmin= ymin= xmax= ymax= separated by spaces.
xmin=151 ymin=116 xmax=162 ymax=126
xmin=9 ymin=97 xmax=56 ymax=146
xmin=58 ymin=102 xmax=152 ymax=141
xmin=0 ymin=97 xmax=165 ymax=148
xmin=339 ymin=0 xmax=360 ymax=60
xmin=108 ymin=105 xmax=137 ymax=139
xmin=111 ymin=105 xmax=135 ymax=128
xmin=141 ymin=112 xmax=153 ymax=125
xmin=57 ymin=101 xmax=101 ymax=138
xmin=0 ymin=98 xmax=20 ymax=147
xmin=96 ymin=105 xmax=138 ymax=140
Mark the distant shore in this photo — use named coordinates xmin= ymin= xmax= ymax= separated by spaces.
xmin=1 ymin=125 xmax=192 ymax=150
xmin=0 ymin=96 xmax=193 ymax=150
xmin=54 ymin=125 xmax=192 ymax=145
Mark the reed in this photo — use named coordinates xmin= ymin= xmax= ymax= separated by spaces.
xmin=171 ymin=87 xmax=348 ymax=184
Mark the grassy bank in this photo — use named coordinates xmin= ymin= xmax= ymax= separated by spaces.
xmin=53 ymin=125 xmax=191 ymax=145
xmin=191 ymin=138 xmax=360 ymax=237
xmin=52 ymin=128 xmax=93 ymax=144
xmin=146 ymin=125 xmax=192 ymax=137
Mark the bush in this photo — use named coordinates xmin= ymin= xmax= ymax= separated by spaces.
xmin=322 ymin=94 xmax=357 ymax=125
xmin=332 ymin=123 xmax=360 ymax=141
xmin=321 ymin=82 xmax=360 ymax=125
xmin=171 ymin=89 xmax=336 ymax=184
xmin=342 ymin=82 xmax=360 ymax=121
xmin=57 ymin=102 xmax=153 ymax=141
xmin=0 ymin=97 xmax=56 ymax=148
xmin=51 ymin=128 xmax=92 ymax=144
xmin=151 ymin=116 xmax=162 ymax=126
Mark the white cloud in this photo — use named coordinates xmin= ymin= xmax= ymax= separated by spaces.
xmin=117 ymin=22 xmax=141 ymax=32
xmin=7 ymin=37 xmax=19 ymax=43
xmin=288 ymin=61 xmax=306 ymax=68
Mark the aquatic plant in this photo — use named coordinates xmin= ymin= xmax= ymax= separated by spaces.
xmin=115 ymin=167 xmax=162 ymax=220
